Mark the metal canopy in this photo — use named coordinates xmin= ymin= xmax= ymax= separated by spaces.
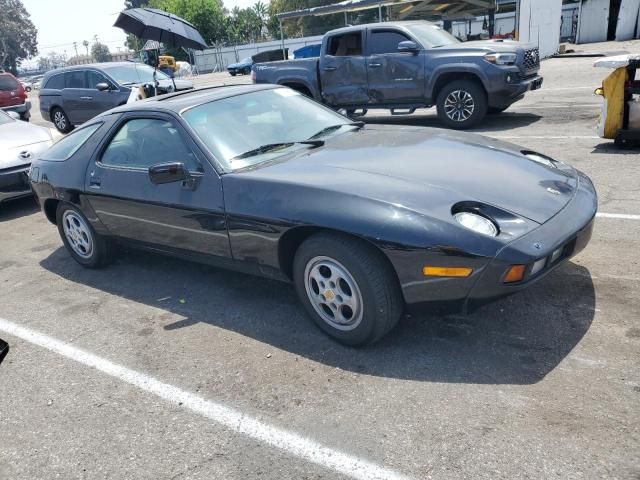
xmin=275 ymin=0 xmax=496 ymax=21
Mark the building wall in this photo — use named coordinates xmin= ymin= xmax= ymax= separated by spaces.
xmin=518 ymin=0 xmax=563 ymax=57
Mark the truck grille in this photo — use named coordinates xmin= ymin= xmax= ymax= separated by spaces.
xmin=523 ymin=48 xmax=540 ymax=71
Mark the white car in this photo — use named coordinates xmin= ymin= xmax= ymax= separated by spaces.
xmin=21 ymin=81 xmax=33 ymax=92
xmin=0 ymin=110 xmax=54 ymax=203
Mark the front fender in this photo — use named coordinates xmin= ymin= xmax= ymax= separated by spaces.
xmin=427 ymin=63 xmax=490 ymax=98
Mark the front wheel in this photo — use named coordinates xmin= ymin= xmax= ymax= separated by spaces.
xmin=293 ymin=233 xmax=403 ymax=346
xmin=56 ymin=203 xmax=114 ymax=268
xmin=229 ymin=71 xmax=237 ymax=76
xmin=436 ymin=79 xmax=488 ymax=129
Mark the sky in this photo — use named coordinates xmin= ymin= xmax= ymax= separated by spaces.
xmin=21 ymin=0 xmax=255 ymax=68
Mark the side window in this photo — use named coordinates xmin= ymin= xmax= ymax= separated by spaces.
xmin=44 ymin=74 xmax=65 ymax=90
xmin=327 ymin=33 xmax=363 ymax=57
xmin=87 ymin=71 xmax=113 ymax=90
xmin=369 ymin=31 xmax=411 ymax=55
xmin=40 ymin=123 xmax=102 ymax=161
xmin=65 ymin=71 xmax=87 ymax=89
xmin=0 ymin=75 xmax=19 ymax=91
xmin=101 ymin=118 xmax=201 ymax=171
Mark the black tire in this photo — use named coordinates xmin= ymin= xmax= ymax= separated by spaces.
xmin=293 ymin=232 xmax=403 ymax=346
xmin=229 ymin=71 xmax=237 ymax=76
xmin=19 ymin=114 xmax=30 ymax=122
xmin=56 ymin=203 xmax=113 ymax=268
xmin=244 ymin=67 xmax=251 ymax=75
xmin=436 ymin=79 xmax=488 ymax=129
xmin=488 ymin=106 xmax=509 ymax=114
xmin=51 ymin=107 xmax=74 ymax=134
xmin=25 ymin=87 xmax=32 ymax=92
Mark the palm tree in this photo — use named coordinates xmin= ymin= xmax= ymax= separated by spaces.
xmin=253 ymin=1 xmax=268 ymax=40
xmin=82 ymin=40 xmax=89 ymax=56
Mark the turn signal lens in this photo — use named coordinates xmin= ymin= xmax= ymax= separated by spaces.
xmin=423 ymin=266 xmax=473 ymax=278
xmin=504 ymin=265 xmax=526 ymax=283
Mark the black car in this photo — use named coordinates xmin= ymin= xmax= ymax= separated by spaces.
xmin=29 ymin=85 xmax=597 ymax=345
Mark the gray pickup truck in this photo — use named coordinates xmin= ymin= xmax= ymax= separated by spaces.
xmin=254 ymin=21 xmax=543 ymax=129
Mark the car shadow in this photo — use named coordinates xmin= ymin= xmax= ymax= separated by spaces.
xmin=0 ymin=196 xmax=39 ymax=222
xmin=40 ymin=246 xmax=595 ymax=385
xmin=591 ymin=142 xmax=640 ymax=155
xmin=363 ymin=112 xmax=542 ymax=133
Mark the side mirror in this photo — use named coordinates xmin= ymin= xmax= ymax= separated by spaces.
xmin=149 ymin=162 xmax=188 ymax=185
xmin=96 ymin=82 xmax=111 ymax=91
xmin=398 ymin=41 xmax=420 ymax=54
xmin=6 ymin=110 xmax=20 ymax=120
xmin=0 ymin=338 xmax=8 ymax=365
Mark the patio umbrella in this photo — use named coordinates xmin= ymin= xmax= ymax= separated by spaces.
xmin=114 ymin=8 xmax=208 ymax=51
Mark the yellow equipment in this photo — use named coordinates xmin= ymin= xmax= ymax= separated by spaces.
xmin=158 ymin=55 xmax=177 ymax=72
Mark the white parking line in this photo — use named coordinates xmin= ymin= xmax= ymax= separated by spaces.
xmin=597 ymin=213 xmax=640 ymax=220
xmin=491 ymin=135 xmax=599 ymax=139
xmin=0 ymin=317 xmax=411 ymax=480
xmin=511 ymin=104 xmax=599 ymax=109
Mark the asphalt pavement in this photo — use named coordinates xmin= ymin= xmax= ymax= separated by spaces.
xmin=2 ymin=40 xmax=639 ymax=480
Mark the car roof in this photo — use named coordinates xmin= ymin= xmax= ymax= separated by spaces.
xmin=326 ymin=20 xmax=434 ymax=36
xmin=103 ymin=84 xmax=281 ymax=115
xmin=42 ymin=62 xmax=144 ymax=79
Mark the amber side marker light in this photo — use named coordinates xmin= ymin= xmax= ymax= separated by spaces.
xmin=504 ymin=265 xmax=526 ymax=283
xmin=423 ymin=266 xmax=473 ymax=278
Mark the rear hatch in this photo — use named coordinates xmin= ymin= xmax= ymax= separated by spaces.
xmin=0 ymin=74 xmax=25 ymax=108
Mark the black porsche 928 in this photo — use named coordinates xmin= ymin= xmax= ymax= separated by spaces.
xmin=30 ymin=85 xmax=597 ymax=345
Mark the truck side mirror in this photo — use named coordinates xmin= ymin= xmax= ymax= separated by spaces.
xmin=398 ymin=41 xmax=419 ymax=54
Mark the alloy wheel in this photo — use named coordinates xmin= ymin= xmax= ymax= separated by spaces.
xmin=62 ymin=210 xmax=94 ymax=259
xmin=444 ymin=89 xmax=475 ymax=122
xmin=54 ymin=110 xmax=67 ymax=131
xmin=304 ymin=256 xmax=363 ymax=331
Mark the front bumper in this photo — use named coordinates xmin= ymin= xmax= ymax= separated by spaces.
xmin=488 ymin=75 xmax=543 ymax=108
xmin=0 ymin=164 xmax=32 ymax=202
xmin=404 ymin=171 xmax=597 ymax=314
xmin=1 ymin=100 xmax=31 ymax=119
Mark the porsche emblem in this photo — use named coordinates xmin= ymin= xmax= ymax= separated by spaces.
xmin=324 ymin=290 xmax=335 ymax=301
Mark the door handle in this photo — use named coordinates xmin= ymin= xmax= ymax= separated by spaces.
xmin=368 ymin=63 xmax=382 ymax=68
xmin=80 ymin=96 xmax=93 ymax=100
xmin=323 ymin=66 xmax=336 ymax=71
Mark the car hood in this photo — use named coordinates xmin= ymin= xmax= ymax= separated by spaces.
xmin=0 ymin=121 xmax=53 ymax=168
xmin=228 ymin=62 xmax=251 ymax=69
xmin=438 ymin=40 xmax=534 ymax=53
xmin=244 ymin=126 xmax=578 ymax=225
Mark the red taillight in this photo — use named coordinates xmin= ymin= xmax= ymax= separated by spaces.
xmin=251 ymin=70 xmax=256 ymax=83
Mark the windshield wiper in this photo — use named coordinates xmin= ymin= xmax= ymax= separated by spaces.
xmin=230 ymin=140 xmax=324 ymax=161
xmin=308 ymin=122 xmax=364 ymax=140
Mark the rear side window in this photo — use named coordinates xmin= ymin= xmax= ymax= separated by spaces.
xmin=44 ymin=74 xmax=65 ymax=90
xmin=65 ymin=71 xmax=87 ymax=89
xmin=369 ymin=31 xmax=411 ymax=55
xmin=40 ymin=123 xmax=102 ymax=161
xmin=0 ymin=75 xmax=19 ymax=91
xmin=327 ymin=33 xmax=363 ymax=56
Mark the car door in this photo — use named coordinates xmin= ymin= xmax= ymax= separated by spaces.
xmin=319 ymin=31 xmax=369 ymax=106
xmin=86 ymin=70 xmax=121 ymax=120
xmin=84 ymin=112 xmax=230 ymax=258
xmin=365 ymin=29 xmax=425 ymax=104
xmin=62 ymin=70 xmax=92 ymax=124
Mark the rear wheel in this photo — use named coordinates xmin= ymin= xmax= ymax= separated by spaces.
xmin=56 ymin=203 xmax=113 ymax=268
xmin=243 ymin=67 xmax=251 ymax=75
xmin=51 ymin=107 xmax=74 ymax=133
xmin=293 ymin=233 xmax=402 ymax=346
xmin=436 ymin=79 xmax=488 ymax=129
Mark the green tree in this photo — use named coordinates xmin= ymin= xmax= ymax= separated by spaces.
xmin=0 ymin=0 xmax=38 ymax=74
xmin=91 ymin=42 xmax=111 ymax=62
xmin=82 ymin=40 xmax=89 ymax=56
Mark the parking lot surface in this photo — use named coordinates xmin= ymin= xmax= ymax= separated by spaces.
xmin=2 ymin=40 xmax=639 ymax=480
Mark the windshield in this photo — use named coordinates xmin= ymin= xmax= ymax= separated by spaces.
xmin=241 ymin=57 xmax=252 ymax=64
xmin=0 ymin=110 xmax=14 ymax=125
xmin=102 ymin=64 xmax=169 ymax=85
xmin=408 ymin=23 xmax=460 ymax=48
xmin=182 ymin=88 xmax=354 ymax=170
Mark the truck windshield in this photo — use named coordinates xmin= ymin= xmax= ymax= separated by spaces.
xmin=407 ymin=23 xmax=460 ymax=48
xmin=182 ymin=88 xmax=356 ymax=171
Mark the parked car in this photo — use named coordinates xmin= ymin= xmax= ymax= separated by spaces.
xmin=0 ymin=71 xmax=31 ymax=121
xmin=21 ymin=80 xmax=33 ymax=92
xmin=0 ymin=109 xmax=53 ymax=203
xmin=227 ymin=57 xmax=253 ymax=76
xmin=29 ymin=85 xmax=597 ymax=346
xmin=254 ymin=21 xmax=543 ymax=129
xmin=39 ymin=62 xmax=194 ymax=133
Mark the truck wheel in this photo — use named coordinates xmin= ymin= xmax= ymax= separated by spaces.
xmin=293 ymin=232 xmax=403 ymax=346
xmin=436 ymin=80 xmax=487 ymax=129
